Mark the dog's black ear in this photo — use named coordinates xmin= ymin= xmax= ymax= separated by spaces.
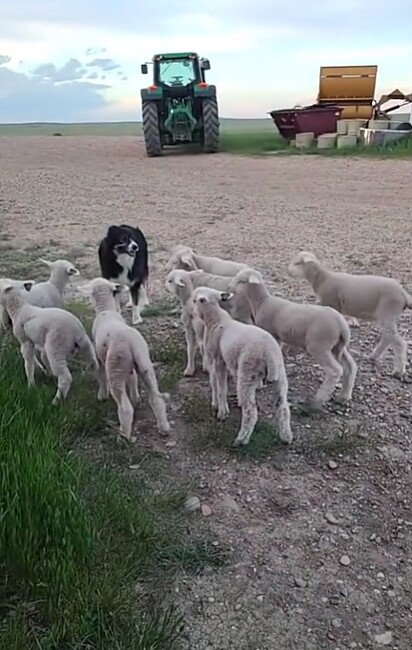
xmin=106 ymin=225 xmax=121 ymax=240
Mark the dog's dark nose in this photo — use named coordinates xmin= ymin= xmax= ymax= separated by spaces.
xmin=130 ymin=242 xmax=138 ymax=252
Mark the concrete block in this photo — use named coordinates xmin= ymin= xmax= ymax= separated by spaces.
xmin=336 ymin=120 xmax=348 ymax=135
xmin=317 ymin=133 xmax=337 ymax=149
xmin=295 ymin=132 xmax=315 ymax=149
xmin=337 ymin=134 xmax=358 ymax=149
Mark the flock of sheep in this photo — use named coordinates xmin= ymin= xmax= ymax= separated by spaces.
xmin=0 ymin=244 xmax=411 ymax=446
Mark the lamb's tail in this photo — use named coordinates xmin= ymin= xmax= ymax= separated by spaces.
xmin=76 ymin=328 xmax=98 ymax=370
xmin=332 ymin=315 xmax=351 ymax=361
xmin=265 ymin=347 xmax=280 ymax=383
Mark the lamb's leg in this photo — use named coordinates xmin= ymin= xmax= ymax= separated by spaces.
xmin=209 ymin=363 xmax=219 ymax=410
xmin=142 ymin=368 xmax=170 ymax=436
xmin=110 ymin=383 xmax=136 ymax=442
xmin=215 ymin=357 xmax=229 ymax=420
xmin=346 ymin=316 xmax=360 ymax=328
xmin=39 ymin=349 xmax=52 ymax=374
xmin=200 ymin=340 xmax=208 ymax=373
xmin=20 ymin=341 xmax=36 ymax=387
xmin=127 ymin=371 xmax=140 ymax=408
xmin=183 ymin=323 xmax=197 ymax=376
xmin=97 ymin=361 xmax=109 ymax=401
xmin=336 ymin=348 xmax=357 ymax=403
xmin=129 ymin=284 xmax=143 ymax=325
xmin=369 ymin=320 xmax=393 ymax=362
xmin=234 ymin=381 xmax=258 ymax=446
xmin=273 ymin=377 xmax=293 ymax=444
xmin=389 ymin=324 xmax=407 ymax=378
xmin=51 ymin=364 xmax=73 ymax=405
xmin=310 ymin=348 xmax=343 ymax=408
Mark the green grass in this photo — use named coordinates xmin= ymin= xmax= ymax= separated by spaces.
xmin=220 ymin=130 xmax=288 ymax=155
xmin=0 ymin=334 xmax=224 ymax=649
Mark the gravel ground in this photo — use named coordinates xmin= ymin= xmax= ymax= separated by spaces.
xmin=1 ymin=136 xmax=412 ymax=650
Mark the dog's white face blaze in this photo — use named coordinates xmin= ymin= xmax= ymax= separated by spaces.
xmin=126 ymin=238 xmax=139 ymax=256
xmin=114 ymin=253 xmax=135 ymax=282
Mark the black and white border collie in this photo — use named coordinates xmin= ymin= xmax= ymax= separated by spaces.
xmin=98 ymin=224 xmax=149 ymax=325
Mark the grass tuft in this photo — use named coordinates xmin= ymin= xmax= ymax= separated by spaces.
xmin=182 ymin=391 xmax=285 ymax=460
xmin=220 ymin=130 xmax=289 ymax=155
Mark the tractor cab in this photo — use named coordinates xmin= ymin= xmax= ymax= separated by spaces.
xmin=141 ymin=52 xmax=210 ymax=89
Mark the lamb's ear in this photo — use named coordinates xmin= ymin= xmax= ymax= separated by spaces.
xmin=39 ymin=258 xmax=53 ymax=268
xmin=300 ymin=252 xmax=315 ymax=264
xmin=112 ymin=283 xmax=123 ymax=294
xmin=248 ymin=272 xmax=262 ymax=284
xmin=176 ymin=277 xmax=185 ymax=287
xmin=68 ymin=266 xmax=80 ymax=276
xmin=181 ymin=253 xmax=195 ymax=268
xmin=3 ymin=285 xmax=13 ymax=294
xmin=220 ymin=291 xmax=234 ymax=301
xmin=23 ymin=281 xmax=35 ymax=291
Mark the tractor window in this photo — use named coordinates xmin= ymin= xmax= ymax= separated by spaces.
xmin=158 ymin=59 xmax=197 ymax=87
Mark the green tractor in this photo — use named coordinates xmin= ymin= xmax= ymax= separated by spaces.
xmin=140 ymin=52 xmax=220 ymax=157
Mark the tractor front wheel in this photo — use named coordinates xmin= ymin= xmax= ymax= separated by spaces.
xmin=202 ymin=99 xmax=219 ymax=153
xmin=142 ymin=101 xmax=162 ymax=157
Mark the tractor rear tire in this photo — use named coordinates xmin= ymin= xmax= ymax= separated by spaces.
xmin=202 ymin=99 xmax=219 ymax=153
xmin=142 ymin=101 xmax=162 ymax=157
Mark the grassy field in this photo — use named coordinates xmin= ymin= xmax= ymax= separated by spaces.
xmin=0 ymin=246 xmax=224 ymax=649
xmin=1 ymin=117 xmax=411 ymax=156
xmin=0 ymin=118 xmax=275 ymax=137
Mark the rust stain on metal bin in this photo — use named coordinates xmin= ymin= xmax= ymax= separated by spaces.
xmin=269 ymin=104 xmax=342 ymax=141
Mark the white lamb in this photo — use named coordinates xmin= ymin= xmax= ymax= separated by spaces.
xmin=1 ymin=284 xmax=97 ymax=404
xmin=166 ymin=245 xmax=249 ymax=277
xmin=27 ymin=258 xmax=80 ymax=308
xmin=89 ymin=278 xmax=170 ymax=442
xmin=166 ymin=268 xmax=253 ymax=376
xmin=229 ymin=268 xmax=358 ymax=409
xmin=289 ymin=250 xmax=412 ymax=378
xmin=191 ymin=286 xmax=293 ymax=447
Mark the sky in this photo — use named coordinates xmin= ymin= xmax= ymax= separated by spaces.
xmin=0 ymin=0 xmax=411 ymax=123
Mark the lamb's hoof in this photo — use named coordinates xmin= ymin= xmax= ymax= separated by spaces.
xmin=366 ymin=353 xmax=379 ymax=363
xmin=392 ymin=369 xmax=405 ymax=380
xmin=183 ymin=367 xmax=195 ymax=377
xmin=159 ymin=424 xmax=171 ymax=437
xmin=298 ymin=399 xmax=326 ymax=415
xmin=233 ymin=437 xmax=246 ymax=447
xmin=217 ymin=407 xmax=230 ymax=420
xmin=132 ymin=316 xmax=143 ymax=326
xmin=279 ymin=431 xmax=293 ymax=445
xmin=117 ymin=433 xmax=136 ymax=443
xmin=97 ymin=391 xmax=108 ymax=401
xmin=335 ymin=394 xmax=351 ymax=405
